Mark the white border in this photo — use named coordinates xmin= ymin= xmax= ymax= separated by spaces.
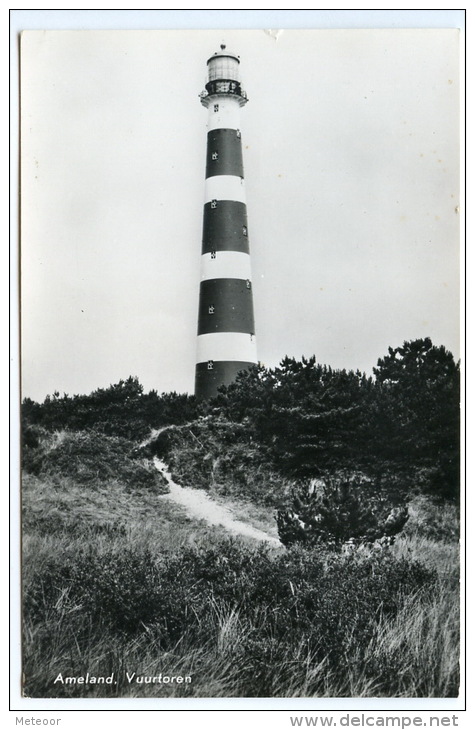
xmin=9 ymin=8 xmax=467 ymax=723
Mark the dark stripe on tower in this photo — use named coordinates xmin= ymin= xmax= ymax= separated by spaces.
xmin=198 ymin=278 xmax=255 ymax=335
xmin=206 ymin=128 xmax=244 ymax=178
xmin=195 ymin=360 xmax=255 ymax=400
xmin=202 ymin=201 xmax=249 ymax=254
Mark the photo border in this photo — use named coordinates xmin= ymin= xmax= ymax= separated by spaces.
xmin=9 ymin=7 xmax=467 ymax=722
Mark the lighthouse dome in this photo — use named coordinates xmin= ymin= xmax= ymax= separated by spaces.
xmin=207 ymin=45 xmax=241 ymax=84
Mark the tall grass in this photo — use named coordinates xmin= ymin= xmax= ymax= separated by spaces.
xmin=363 ymin=585 xmax=459 ymax=697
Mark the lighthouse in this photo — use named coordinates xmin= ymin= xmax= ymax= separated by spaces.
xmin=194 ymin=46 xmax=257 ymax=400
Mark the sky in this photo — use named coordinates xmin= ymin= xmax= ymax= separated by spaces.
xmin=19 ymin=24 xmax=461 ymax=401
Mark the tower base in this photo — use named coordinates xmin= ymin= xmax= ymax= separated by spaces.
xmin=194 ymin=360 xmax=255 ymax=400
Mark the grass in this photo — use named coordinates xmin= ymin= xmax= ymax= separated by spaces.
xmin=21 ymin=429 xmax=461 ymax=699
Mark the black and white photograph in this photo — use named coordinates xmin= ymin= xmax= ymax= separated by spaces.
xmin=15 ymin=11 xmax=463 ymax=712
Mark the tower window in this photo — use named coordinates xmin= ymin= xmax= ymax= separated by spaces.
xmin=242 ymin=225 xmax=248 ymax=236
xmin=208 ymin=305 xmax=215 ymax=314
xmin=246 ymin=279 xmax=251 ymax=289
xmin=211 ymin=199 xmax=217 ymax=209
xmin=212 ymin=151 xmax=218 ymax=160
xmin=236 ymin=129 xmax=241 ymax=138
xmin=214 ymin=104 xmax=219 ymax=112
xmin=211 ymin=250 xmax=216 ymax=259
xmin=207 ymin=360 xmax=214 ymax=370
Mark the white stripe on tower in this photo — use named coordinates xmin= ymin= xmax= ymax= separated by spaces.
xmin=200 ymin=251 xmax=252 ymax=282
xmin=204 ymin=175 xmax=246 ymax=206
xmin=207 ymin=95 xmax=241 ymax=132
xmin=195 ymin=46 xmax=257 ymax=400
xmin=196 ymin=332 xmax=257 ymax=364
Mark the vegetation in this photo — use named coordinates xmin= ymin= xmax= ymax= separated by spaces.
xmin=22 ymin=375 xmax=198 ymax=440
xmin=25 ymin=531 xmax=454 ymax=698
xmin=21 ymin=338 xmax=461 ymax=698
xmin=22 ymin=483 xmax=459 ymax=699
xmin=276 ymin=474 xmax=409 ymax=549
xmin=22 ymin=428 xmax=167 ymax=493
xmin=23 ymin=338 xmax=459 ymax=502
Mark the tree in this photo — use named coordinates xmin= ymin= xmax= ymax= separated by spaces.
xmin=373 ymin=338 xmax=459 ymax=388
xmin=372 ymin=338 xmax=460 ymax=501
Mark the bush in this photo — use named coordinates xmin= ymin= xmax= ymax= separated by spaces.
xmin=276 ymin=475 xmax=409 ymax=549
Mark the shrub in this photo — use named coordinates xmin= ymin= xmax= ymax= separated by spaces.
xmin=276 ymin=475 xmax=409 ymax=549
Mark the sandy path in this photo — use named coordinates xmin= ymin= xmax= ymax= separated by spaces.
xmin=154 ymin=458 xmax=282 ymax=547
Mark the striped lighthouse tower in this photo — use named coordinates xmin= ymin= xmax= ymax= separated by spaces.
xmin=195 ymin=46 xmax=257 ymax=400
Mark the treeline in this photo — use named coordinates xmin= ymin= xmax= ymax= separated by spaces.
xmin=22 ymin=337 xmax=460 ymax=502
xmin=213 ymin=338 xmax=460 ymax=502
xmin=22 ymin=377 xmax=199 ymax=441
